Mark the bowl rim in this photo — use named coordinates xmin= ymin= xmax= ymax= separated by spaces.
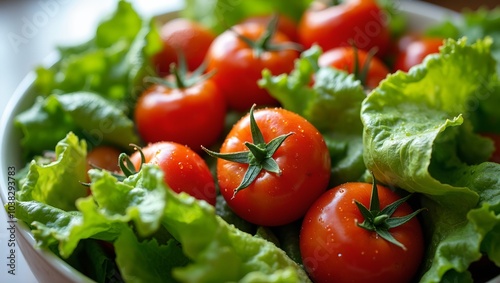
xmin=0 ymin=1 xmax=497 ymax=283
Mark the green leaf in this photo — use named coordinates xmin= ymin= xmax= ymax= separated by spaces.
xmin=161 ymin=189 xmax=311 ymax=283
xmin=114 ymin=227 xmax=190 ymax=283
xmin=16 ymin=132 xmax=88 ymax=211
xmin=15 ymin=200 xmax=126 ymax=258
xmin=32 ymin=0 xmax=160 ymax=106
xmin=15 ymin=92 xmax=139 ymax=157
xmin=87 ymin=165 xmax=168 ymax=237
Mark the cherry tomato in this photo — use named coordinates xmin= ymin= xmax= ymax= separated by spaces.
xmin=206 ymin=22 xmax=300 ymax=111
xmin=298 ymin=0 xmax=391 ymax=57
xmin=86 ymin=145 xmax=121 ymax=173
xmin=134 ymin=71 xmax=226 ymax=151
xmin=239 ymin=14 xmax=299 ymax=42
xmin=482 ymin=133 xmax=500 ymax=163
xmin=318 ymin=46 xmax=390 ymax=89
xmin=153 ymin=18 xmax=216 ymax=75
xmin=214 ymin=107 xmax=331 ymax=226
xmin=86 ymin=145 xmax=122 ymax=194
xmin=300 ymin=182 xmax=424 ymax=283
xmin=394 ymin=34 xmax=444 ymax=72
xmin=130 ymin=142 xmax=216 ymax=206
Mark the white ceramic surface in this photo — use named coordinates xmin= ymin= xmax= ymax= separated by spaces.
xmin=0 ymin=1 xmax=497 ymax=283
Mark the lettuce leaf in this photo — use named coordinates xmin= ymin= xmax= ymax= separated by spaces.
xmin=15 ymin=92 xmax=139 ymax=157
xmin=361 ymin=37 xmax=500 ymax=282
xmin=260 ymin=46 xmax=367 ymax=185
xmin=161 ymin=187 xmax=310 ymax=283
xmin=34 ymin=0 xmax=161 ymax=106
xmin=16 ymin=132 xmax=88 ymax=211
xmin=114 ymin=226 xmax=190 ymax=283
xmin=426 ymin=8 xmax=500 ymax=75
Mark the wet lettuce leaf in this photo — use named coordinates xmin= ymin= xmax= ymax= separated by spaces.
xmin=361 ymin=37 xmax=500 ymax=282
xmin=15 ymin=92 xmax=139 ymax=157
xmin=260 ymin=46 xmax=367 ymax=186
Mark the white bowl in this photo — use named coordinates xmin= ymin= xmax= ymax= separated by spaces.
xmin=0 ymin=2 xmax=492 ymax=283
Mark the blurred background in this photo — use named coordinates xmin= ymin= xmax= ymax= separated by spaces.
xmin=0 ymin=0 xmax=497 ymax=282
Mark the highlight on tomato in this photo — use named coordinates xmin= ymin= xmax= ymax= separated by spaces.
xmin=127 ymin=141 xmax=217 ymax=206
xmin=205 ymin=16 xmax=301 ymax=111
xmin=300 ymin=176 xmax=425 ymax=283
xmin=298 ymin=0 xmax=391 ymax=58
xmin=203 ymin=105 xmax=331 ymax=226
xmin=318 ymin=46 xmax=390 ymax=89
xmin=134 ymin=58 xmax=226 ymax=151
xmin=153 ymin=18 xmax=216 ymax=76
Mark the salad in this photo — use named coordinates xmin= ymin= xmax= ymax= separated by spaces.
xmin=6 ymin=0 xmax=500 ymax=282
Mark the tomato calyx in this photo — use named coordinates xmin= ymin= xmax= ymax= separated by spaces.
xmin=355 ymin=174 xmax=425 ymax=250
xmin=81 ymin=144 xmax=146 ymax=187
xmin=233 ymin=15 xmax=302 ymax=58
xmin=203 ymin=105 xmax=294 ymax=198
xmin=146 ymin=53 xmax=215 ymax=89
xmin=118 ymin=144 xmax=146 ymax=179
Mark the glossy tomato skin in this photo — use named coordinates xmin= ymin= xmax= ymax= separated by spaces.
xmin=318 ymin=46 xmax=390 ymax=89
xmin=298 ymin=0 xmax=391 ymax=57
xmin=217 ymin=108 xmax=331 ymax=226
xmin=393 ymin=35 xmax=444 ymax=72
xmin=153 ymin=18 xmax=216 ymax=75
xmin=130 ymin=142 xmax=216 ymax=206
xmin=300 ymin=182 xmax=424 ymax=283
xmin=134 ymin=78 xmax=226 ymax=151
xmin=206 ymin=23 xmax=299 ymax=111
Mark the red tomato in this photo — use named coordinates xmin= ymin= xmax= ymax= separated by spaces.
xmin=318 ymin=46 xmax=390 ymax=89
xmin=86 ymin=145 xmax=121 ymax=173
xmin=394 ymin=35 xmax=444 ymax=72
xmin=214 ymin=107 xmax=331 ymax=226
xmin=239 ymin=14 xmax=299 ymax=42
xmin=482 ymin=133 xmax=500 ymax=163
xmin=129 ymin=142 xmax=216 ymax=205
xmin=298 ymin=0 xmax=391 ymax=57
xmin=206 ymin=22 xmax=300 ymax=111
xmin=134 ymin=74 xmax=226 ymax=151
xmin=300 ymin=182 xmax=424 ymax=283
xmin=153 ymin=18 xmax=216 ymax=75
